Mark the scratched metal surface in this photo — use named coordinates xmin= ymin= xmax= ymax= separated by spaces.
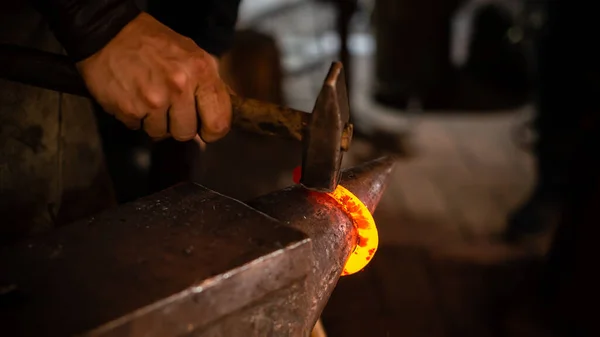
xmin=0 ymin=183 xmax=310 ymax=337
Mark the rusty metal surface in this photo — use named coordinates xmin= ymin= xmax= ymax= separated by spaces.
xmin=300 ymin=62 xmax=352 ymax=193
xmin=0 ymin=157 xmax=395 ymax=337
xmin=249 ymin=156 xmax=396 ymax=331
xmin=0 ymin=183 xmax=311 ymax=337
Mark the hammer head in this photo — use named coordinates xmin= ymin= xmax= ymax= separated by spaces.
xmin=300 ymin=62 xmax=353 ymax=192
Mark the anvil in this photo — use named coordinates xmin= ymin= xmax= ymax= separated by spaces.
xmin=0 ymin=157 xmax=395 ymax=337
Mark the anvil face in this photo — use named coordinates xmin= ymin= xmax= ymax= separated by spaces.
xmin=0 ymin=184 xmax=311 ymax=337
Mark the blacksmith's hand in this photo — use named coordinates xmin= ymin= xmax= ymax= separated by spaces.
xmin=76 ymin=12 xmax=231 ymax=143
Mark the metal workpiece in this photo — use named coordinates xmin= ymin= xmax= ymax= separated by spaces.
xmin=0 ymin=157 xmax=395 ymax=337
xmin=248 ymin=156 xmax=397 ymax=332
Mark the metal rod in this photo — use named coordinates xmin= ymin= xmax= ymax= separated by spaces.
xmin=0 ymin=44 xmax=89 ymax=97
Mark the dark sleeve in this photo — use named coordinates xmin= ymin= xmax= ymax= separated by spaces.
xmin=29 ymin=0 xmax=141 ymax=62
xmin=147 ymin=0 xmax=242 ymax=57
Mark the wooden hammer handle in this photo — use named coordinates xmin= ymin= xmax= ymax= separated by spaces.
xmin=230 ymin=95 xmax=308 ymax=141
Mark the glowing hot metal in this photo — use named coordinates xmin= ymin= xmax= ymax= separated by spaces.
xmin=293 ymin=166 xmax=379 ymax=276
xmin=328 ymin=185 xmax=378 ymax=275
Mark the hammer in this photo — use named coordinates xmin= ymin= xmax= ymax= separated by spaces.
xmin=0 ymin=44 xmax=353 ymax=192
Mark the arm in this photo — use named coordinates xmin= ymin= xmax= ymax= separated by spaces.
xmin=28 ymin=0 xmax=141 ymax=61
xmin=28 ymin=0 xmax=234 ymax=143
xmin=147 ymin=0 xmax=242 ymax=57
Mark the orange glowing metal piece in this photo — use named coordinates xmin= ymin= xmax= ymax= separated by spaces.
xmin=292 ymin=166 xmax=378 ymax=276
xmin=327 ymin=184 xmax=378 ymax=276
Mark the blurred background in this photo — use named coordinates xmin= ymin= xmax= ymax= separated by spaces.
xmin=96 ymin=0 xmax=596 ymax=336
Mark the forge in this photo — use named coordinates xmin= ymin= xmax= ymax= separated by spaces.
xmin=0 ymin=157 xmax=396 ymax=337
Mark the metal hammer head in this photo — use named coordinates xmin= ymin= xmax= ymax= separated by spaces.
xmin=300 ymin=62 xmax=353 ymax=193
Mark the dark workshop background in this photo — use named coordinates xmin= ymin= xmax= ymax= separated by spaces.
xmin=96 ymin=0 xmax=597 ymax=336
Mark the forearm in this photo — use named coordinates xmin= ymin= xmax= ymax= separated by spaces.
xmin=147 ymin=0 xmax=242 ymax=57
xmin=29 ymin=0 xmax=141 ymax=62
